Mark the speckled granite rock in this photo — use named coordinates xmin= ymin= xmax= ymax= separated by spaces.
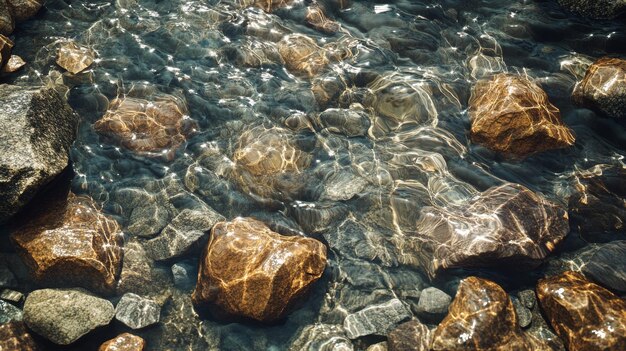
xmin=432 ymin=277 xmax=552 ymax=351
xmin=537 ymin=271 xmax=626 ymax=351
xmin=99 ymin=333 xmax=145 ymax=351
xmin=192 ymin=217 xmax=327 ymax=322
xmin=343 ymin=298 xmax=412 ymax=339
xmin=410 ymin=183 xmax=569 ymax=278
xmin=23 ymin=288 xmax=115 ymax=345
xmin=56 ymin=41 xmax=95 ymax=74
xmin=0 ymin=299 xmax=22 ymax=323
xmin=288 ymin=324 xmax=354 ymax=351
xmin=0 ymin=85 xmax=78 ymax=223
xmin=573 ymin=57 xmax=626 ymax=118
xmin=0 ymin=322 xmax=40 ymax=350
xmin=415 ymin=287 xmax=451 ymax=323
xmin=557 ymin=0 xmax=626 ymax=19
xmin=11 ymin=193 xmax=123 ymax=294
xmin=469 ymin=74 xmax=575 ymax=158
xmin=387 ymin=320 xmax=431 ymax=351
xmin=0 ymin=2 xmax=14 ymax=35
xmin=6 ymin=0 xmax=43 ymax=22
xmin=115 ymin=293 xmax=160 ymax=329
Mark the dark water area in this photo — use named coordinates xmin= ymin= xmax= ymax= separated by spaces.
xmin=1 ymin=0 xmax=625 ymax=350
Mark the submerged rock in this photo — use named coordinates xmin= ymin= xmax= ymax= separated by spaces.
xmin=0 ymin=4 xmax=14 ymax=35
xmin=115 ymin=293 xmax=161 ymax=330
xmin=387 ymin=320 xmax=431 ymax=351
xmin=432 ymin=277 xmax=551 ymax=351
xmin=557 ymin=0 xmax=626 ymax=19
xmin=56 ymin=41 xmax=95 ymax=74
xmin=288 ymin=324 xmax=354 ymax=351
xmin=0 ymin=34 xmax=12 ymax=68
xmin=306 ymin=5 xmax=341 ymax=33
xmin=573 ymin=57 xmax=626 ymax=118
xmin=581 ymin=241 xmax=626 ymax=292
xmin=415 ymin=287 xmax=451 ymax=323
xmin=469 ymin=74 xmax=575 ymax=158
xmin=0 ymin=322 xmax=40 ymax=351
xmin=0 ymin=85 xmax=77 ymax=223
xmin=99 ymin=333 xmax=145 ymax=351
xmin=2 ymin=54 xmax=26 ymax=73
xmin=537 ymin=271 xmax=626 ymax=351
xmin=192 ymin=217 xmax=327 ymax=323
xmin=278 ymin=34 xmax=329 ymax=77
xmin=11 ymin=193 xmax=123 ymax=294
xmin=23 ymin=288 xmax=115 ymax=345
xmin=343 ymin=298 xmax=412 ymax=339
xmin=6 ymin=0 xmax=43 ymax=22
xmin=0 ymin=299 xmax=22 ymax=323
xmin=318 ymin=108 xmax=371 ymax=137
xmin=409 ymin=183 xmax=569 ymax=278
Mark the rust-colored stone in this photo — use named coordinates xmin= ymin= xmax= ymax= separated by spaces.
xmin=0 ymin=322 xmax=40 ymax=351
xmin=432 ymin=277 xmax=552 ymax=351
xmin=6 ymin=0 xmax=43 ymax=22
xmin=99 ymin=333 xmax=146 ymax=351
xmin=306 ymin=5 xmax=340 ymax=33
xmin=56 ymin=41 xmax=95 ymax=74
xmin=192 ymin=217 xmax=327 ymax=323
xmin=537 ymin=271 xmax=626 ymax=351
xmin=388 ymin=320 xmax=432 ymax=351
xmin=93 ymin=95 xmax=196 ymax=156
xmin=573 ymin=57 xmax=626 ymax=119
xmin=469 ymin=74 xmax=575 ymax=158
xmin=278 ymin=34 xmax=329 ymax=77
xmin=11 ymin=193 xmax=123 ymax=295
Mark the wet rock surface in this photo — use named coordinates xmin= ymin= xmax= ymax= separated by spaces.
xmin=99 ymin=333 xmax=146 ymax=351
xmin=0 ymin=299 xmax=22 ymax=323
xmin=11 ymin=192 xmax=123 ymax=294
xmin=557 ymin=0 xmax=626 ymax=19
xmin=469 ymin=74 xmax=575 ymax=158
xmin=23 ymin=288 xmax=115 ymax=345
xmin=537 ymin=271 xmax=626 ymax=351
xmin=0 ymin=34 xmax=13 ymax=68
xmin=343 ymin=298 xmax=412 ymax=339
xmin=415 ymin=287 xmax=451 ymax=323
xmin=0 ymin=322 xmax=40 ymax=351
xmin=6 ymin=0 xmax=43 ymax=22
xmin=0 ymin=4 xmax=14 ymax=36
xmin=115 ymin=293 xmax=161 ymax=329
xmin=0 ymin=85 xmax=77 ymax=223
xmin=56 ymin=41 xmax=96 ymax=75
xmin=192 ymin=217 xmax=327 ymax=323
xmin=581 ymin=241 xmax=626 ymax=292
xmin=288 ymin=324 xmax=354 ymax=351
xmin=387 ymin=320 xmax=432 ymax=351
xmin=573 ymin=57 xmax=626 ymax=118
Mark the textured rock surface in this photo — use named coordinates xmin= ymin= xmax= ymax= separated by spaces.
xmin=469 ymin=74 xmax=575 ymax=158
xmin=6 ymin=0 xmax=43 ymax=22
xmin=415 ymin=287 xmax=451 ymax=322
xmin=573 ymin=57 xmax=626 ymax=118
xmin=23 ymin=288 xmax=115 ymax=345
xmin=387 ymin=320 xmax=431 ymax=351
xmin=318 ymin=108 xmax=371 ymax=137
xmin=581 ymin=241 xmax=626 ymax=292
xmin=0 ymin=322 xmax=40 ymax=351
xmin=115 ymin=293 xmax=160 ymax=329
xmin=306 ymin=5 xmax=340 ymax=33
xmin=288 ymin=324 xmax=354 ymax=351
xmin=3 ymin=54 xmax=25 ymax=73
xmin=409 ymin=183 xmax=569 ymax=277
xmin=432 ymin=277 xmax=551 ymax=351
xmin=0 ymin=34 xmax=12 ymax=68
xmin=557 ymin=0 xmax=626 ymax=19
xmin=0 ymin=299 xmax=22 ymax=323
xmin=94 ymin=95 xmax=196 ymax=155
xmin=278 ymin=34 xmax=329 ymax=77
xmin=0 ymin=85 xmax=78 ymax=222
xmin=56 ymin=41 xmax=95 ymax=74
xmin=343 ymin=298 xmax=412 ymax=339
xmin=11 ymin=193 xmax=123 ymax=294
xmin=0 ymin=3 xmax=14 ymax=35
xmin=192 ymin=217 xmax=327 ymax=322
xmin=99 ymin=333 xmax=146 ymax=351
xmin=537 ymin=271 xmax=626 ymax=351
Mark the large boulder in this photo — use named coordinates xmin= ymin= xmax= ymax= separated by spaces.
xmin=99 ymin=333 xmax=146 ymax=351
xmin=469 ymin=74 xmax=575 ymax=158
xmin=432 ymin=277 xmax=551 ymax=351
xmin=573 ymin=57 xmax=626 ymax=119
xmin=192 ymin=217 xmax=327 ymax=323
xmin=408 ymin=183 xmax=569 ymax=278
xmin=0 ymin=85 xmax=78 ymax=223
xmin=0 ymin=322 xmax=40 ymax=351
xmin=537 ymin=271 xmax=626 ymax=351
xmin=23 ymin=288 xmax=115 ymax=345
xmin=11 ymin=193 xmax=123 ymax=294
xmin=557 ymin=0 xmax=626 ymax=19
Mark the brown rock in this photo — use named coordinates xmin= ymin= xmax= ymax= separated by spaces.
xmin=388 ymin=320 xmax=432 ymax=351
xmin=410 ymin=183 xmax=569 ymax=278
xmin=0 ymin=1 xmax=14 ymax=35
xmin=245 ymin=0 xmax=292 ymax=12
xmin=573 ymin=57 xmax=626 ymax=118
xmin=469 ymin=74 xmax=575 ymax=158
xmin=99 ymin=333 xmax=146 ymax=351
xmin=192 ymin=217 xmax=327 ymax=322
xmin=432 ymin=277 xmax=552 ymax=351
xmin=306 ymin=5 xmax=341 ymax=33
xmin=6 ymin=0 xmax=43 ymax=22
xmin=56 ymin=41 xmax=95 ymax=74
xmin=278 ymin=34 xmax=329 ymax=77
xmin=0 ymin=322 xmax=40 ymax=351
xmin=537 ymin=271 xmax=626 ymax=351
xmin=93 ymin=95 xmax=196 ymax=156
xmin=0 ymin=34 xmax=13 ymax=68
xmin=11 ymin=193 xmax=123 ymax=295
xmin=2 ymin=54 xmax=25 ymax=73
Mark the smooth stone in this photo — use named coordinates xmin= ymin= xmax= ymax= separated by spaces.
xmin=537 ymin=271 xmax=626 ymax=351
xmin=581 ymin=241 xmax=626 ymax=292
xmin=387 ymin=320 xmax=431 ymax=351
xmin=0 ymin=299 xmax=22 ymax=323
xmin=512 ymin=297 xmax=532 ymax=328
xmin=23 ymin=288 xmax=115 ymax=345
xmin=2 ymin=54 xmax=26 ymax=73
xmin=11 ymin=193 xmax=123 ymax=295
xmin=366 ymin=343 xmax=387 ymax=351
xmin=318 ymin=108 xmax=371 ymax=137
xmin=573 ymin=57 xmax=626 ymax=118
xmin=145 ymin=207 xmax=224 ymax=261
xmin=6 ymin=0 xmax=43 ymax=22
xmin=192 ymin=217 xmax=327 ymax=323
xmin=343 ymin=298 xmax=412 ymax=339
xmin=56 ymin=41 xmax=95 ymax=74
xmin=469 ymin=74 xmax=575 ymax=158
xmin=115 ymin=293 xmax=161 ymax=330
xmin=0 ymin=85 xmax=78 ymax=222
xmin=0 ymin=3 xmax=14 ymax=35
xmin=432 ymin=277 xmax=551 ymax=351
xmin=320 ymin=171 xmax=368 ymax=201
xmin=415 ymin=287 xmax=451 ymax=323
xmin=288 ymin=324 xmax=354 ymax=351
xmin=410 ymin=183 xmax=569 ymax=278
xmin=99 ymin=333 xmax=146 ymax=351
xmin=557 ymin=0 xmax=626 ymax=19
xmin=1 ymin=289 xmax=24 ymax=303
xmin=0 ymin=322 xmax=40 ymax=351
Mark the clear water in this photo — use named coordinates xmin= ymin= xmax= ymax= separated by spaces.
xmin=4 ymin=0 xmax=626 ymax=350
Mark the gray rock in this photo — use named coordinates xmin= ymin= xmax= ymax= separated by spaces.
xmin=1 ymin=288 xmax=23 ymax=303
xmin=557 ymin=0 xmax=626 ymax=19
xmin=320 ymin=171 xmax=368 ymax=201
xmin=0 ymin=85 xmax=78 ymax=223
xmin=145 ymin=207 xmax=224 ymax=260
xmin=416 ymin=287 xmax=451 ymax=322
xmin=171 ymin=261 xmax=196 ymax=290
xmin=0 ymin=266 xmax=16 ymax=288
xmin=318 ymin=108 xmax=371 ymax=137
xmin=343 ymin=298 xmax=412 ymax=339
xmin=115 ymin=293 xmax=160 ymax=329
xmin=581 ymin=240 xmax=626 ymax=292
xmin=117 ymin=241 xmax=169 ymax=295
xmin=127 ymin=203 xmax=170 ymax=238
xmin=512 ymin=297 xmax=532 ymax=328
xmin=517 ymin=289 xmax=536 ymax=309
xmin=366 ymin=342 xmax=388 ymax=351
xmin=23 ymin=288 xmax=115 ymax=345
xmin=0 ymin=2 xmax=13 ymax=36
xmin=0 ymin=300 xmax=22 ymax=323
xmin=288 ymin=324 xmax=354 ymax=351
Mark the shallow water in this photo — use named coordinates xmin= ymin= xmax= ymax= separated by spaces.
xmin=3 ymin=0 xmax=626 ymax=350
